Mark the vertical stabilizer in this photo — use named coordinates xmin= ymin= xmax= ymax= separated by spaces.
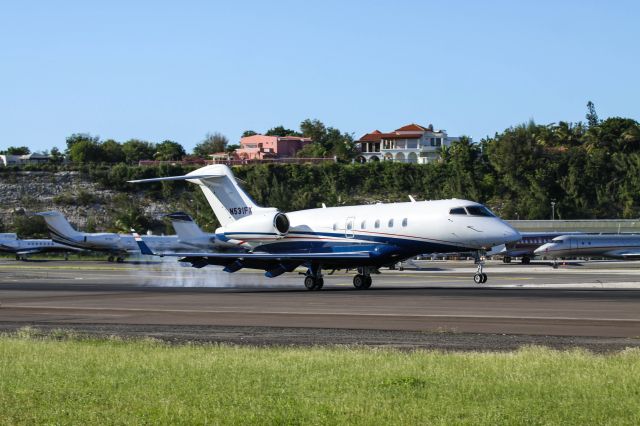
xmin=36 ymin=211 xmax=83 ymax=243
xmin=166 ymin=212 xmax=207 ymax=241
xmin=129 ymin=164 xmax=264 ymax=226
xmin=185 ymin=165 xmax=260 ymax=226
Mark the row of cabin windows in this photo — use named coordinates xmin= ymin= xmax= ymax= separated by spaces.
xmin=333 ymin=218 xmax=408 ymax=231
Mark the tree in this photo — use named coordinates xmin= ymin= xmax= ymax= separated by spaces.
xmin=66 ymin=133 xmax=99 ymax=152
xmin=49 ymin=147 xmax=64 ymax=164
xmin=67 ymin=139 xmax=104 ymax=163
xmin=586 ymin=101 xmax=600 ymax=127
xmin=3 ymin=146 xmax=30 ymax=155
xmin=300 ymin=119 xmax=327 ymax=143
xmin=193 ymin=132 xmax=228 ymax=157
xmin=121 ymin=139 xmax=156 ymax=163
xmin=101 ymin=139 xmax=125 ymax=163
xmin=225 ymin=144 xmax=240 ymax=154
xmin=155 ymin=140 xmax=186 ymax=161
xmin=241 ymin=130 xmax=258 ymax=137
xmin=298 ymin=119 xmax=355 ymax=161
xmin=265 ymin=126 xmax=300 ymax=137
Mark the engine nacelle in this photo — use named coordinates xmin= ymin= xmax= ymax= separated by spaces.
xmin=218 ymin=210 xmax=290 ymax=241
xmin=82 ymin=233 xmax=121 ymax=249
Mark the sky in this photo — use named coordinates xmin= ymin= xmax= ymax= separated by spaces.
xmin=1 ymin=0 xmax=639 ymax=153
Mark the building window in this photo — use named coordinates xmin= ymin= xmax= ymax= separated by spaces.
xmin=388 ymin=219 xmax=394 ymax=227
xmin=374 ymin=220 xmax=380 ymax=228
xmin=402 ymin=218 xmax=408 ymax=227
xmin=361 ymin=220 xmax=366 ymax=229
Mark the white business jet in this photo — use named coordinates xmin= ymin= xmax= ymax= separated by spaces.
xmin=535 ymin=234 xmax=640 ymax=261
xmin=129 ymin=165 xmax=520 ymax=289
xmin=37 ymin=211 xmax=230 ymax=262
xmin=0 ymin=232 xmax=81 ymax=260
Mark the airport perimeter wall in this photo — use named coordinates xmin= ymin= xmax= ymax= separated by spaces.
xmin=508 ymin=219 xmax=640 ymax=234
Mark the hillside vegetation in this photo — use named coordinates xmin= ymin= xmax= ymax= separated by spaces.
xmin=1 ymin=114 xmax=640 ymax=237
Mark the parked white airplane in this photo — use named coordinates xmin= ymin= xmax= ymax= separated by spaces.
xmin=496 ymin=231 xmax=584 ymax=264
xmin=129 ymin=165 xmax=521 ymax=289
xmin=37 ymin=211 xmax=229 ymax=262
xmin=167 ymin=211 xmax=241 ymax=251
xmin=0 ymin=232 xmax=81 ymax=260
xmin=534 ymin=234 xmax=640 ymax=261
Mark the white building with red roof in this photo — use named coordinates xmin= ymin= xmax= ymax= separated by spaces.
xmin=355 ymin=123 xmax=466 ymax=164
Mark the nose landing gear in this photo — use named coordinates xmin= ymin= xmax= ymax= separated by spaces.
xmin=473 ymin=252 xmax=488 ymax=284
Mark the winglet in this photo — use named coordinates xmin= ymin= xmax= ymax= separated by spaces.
xmin=132 ymin=229 xmax=155 ymax=256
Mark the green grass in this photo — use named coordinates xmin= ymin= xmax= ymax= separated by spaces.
xmin=1 ymin=329 xmax=639 ymax=425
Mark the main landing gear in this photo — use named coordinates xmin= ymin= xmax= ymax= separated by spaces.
xmin=107 ymin=256 xmax=125 ymax=263
xmin=304 ymin=264 xmax=324 ymax=291
xmin=473 ymin=252 xmax=488 ymax=284
xmin=353 ymin=267 xmax=373 ymax=290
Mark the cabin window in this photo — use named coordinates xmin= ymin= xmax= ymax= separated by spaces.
xmin=402 ymin=218 xmax=408 ymax=227
xmin=465 ymin=206 xmax=495 ymax=217
xmin=449 ymin=207 xmax=467 ymax=215
xmin=332 ymin=223 xmax=338 ymax=231
xmin=388 ymin=219 xmax=394 ymax=227
xmin=374 ymin=220 xmax=380 ymax=228
xmin=361 ymin=220 xmax=366 ymax=229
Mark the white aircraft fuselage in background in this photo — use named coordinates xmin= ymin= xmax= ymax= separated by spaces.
xmin=130 ymin=164 xmax=521 ymax=289
xmin=0 ymin=232 xmax=80 ymax=259
xmin=535 ymin=234 xmax=640 ymax=260
xmin=37 ymin=211 xmax=231 ymax=262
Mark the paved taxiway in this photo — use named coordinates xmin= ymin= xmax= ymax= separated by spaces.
xmin=1 ymin=259 xmax=640 ymax=350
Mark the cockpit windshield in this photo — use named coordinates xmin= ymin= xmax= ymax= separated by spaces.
xmin=465 ymin=206 xmax=495 ymax=217
xmin=449 ymin=207 xmax=467 ymax=215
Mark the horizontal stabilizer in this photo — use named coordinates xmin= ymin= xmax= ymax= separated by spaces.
xmin=128 ymin=174 xmax=222 ymax=184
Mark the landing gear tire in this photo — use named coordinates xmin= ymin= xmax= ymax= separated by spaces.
xmin=15 ymin=255 xmax=20 ymax=261
xmin=503 ymin=256 xmax=511 ymax=264
xmin=107 ymin=256 xmax=114 ymax=262
xmin=353 ymin=274 xmax=371 ymax=290
xmin=304 ymin=276 xmax=323 ymax=291
xmin=474 ymin=273 xmax=483 ymax=284
xmin=116 ymin=257 xmax=124 ymax=263
xmin=364 ymin=275 xmax=372 ymax=289
xmin=481 ymin=273 xmax=487 ymax=283
xmin=521 ymin=256 xmax=531 ymax=265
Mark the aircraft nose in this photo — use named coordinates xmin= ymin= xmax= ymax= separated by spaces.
xmin=501 ymin=222 xmax=521 ymax=244
xmin=534 ymin=243 xmax=552 ymax=255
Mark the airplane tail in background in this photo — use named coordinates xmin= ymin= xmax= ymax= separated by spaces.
xmin=37 ymin=211 xmax=84 ymax=243
xmin=167 ymin=212 xmax=207 ymax=241
xmin=129 ymin=165 xmax=263 ymax=226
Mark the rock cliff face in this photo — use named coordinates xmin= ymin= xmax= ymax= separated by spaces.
xmin=0 ymin=171 xmax=163 ymax=231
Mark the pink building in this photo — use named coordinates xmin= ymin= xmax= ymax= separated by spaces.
xmin=235 ymin=135 xmax=312 ymax=160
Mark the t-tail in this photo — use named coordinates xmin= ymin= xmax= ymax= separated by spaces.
xmin=166 ymin=212 xmax=207 ymax=241
xmin=129 ymin=165 xmax=261 ymax=226
xmin=36 ymin=211 xmax=84 ymax=245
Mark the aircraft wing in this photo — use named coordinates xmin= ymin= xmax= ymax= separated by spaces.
xmin=611 ymin=250 xmax=640 ymax=260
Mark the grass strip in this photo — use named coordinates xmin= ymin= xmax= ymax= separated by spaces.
xmin=1 ymin=328 xmax=639 ymax=425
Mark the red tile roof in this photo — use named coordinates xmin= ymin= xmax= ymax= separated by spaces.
xmin=395 ymin=123 xmax=431 ymax=132
xmin=358 ymin=130 xmax=383 ymax=142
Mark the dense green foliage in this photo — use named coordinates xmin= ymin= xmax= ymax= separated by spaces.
xmin=1 ymin=332 xmax=639 ymax=424
xmin=3 ymin=111 xmax=640 ymax=236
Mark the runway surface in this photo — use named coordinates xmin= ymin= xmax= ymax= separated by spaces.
xmin=1 ymin=259 xmax=640 ymax=350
